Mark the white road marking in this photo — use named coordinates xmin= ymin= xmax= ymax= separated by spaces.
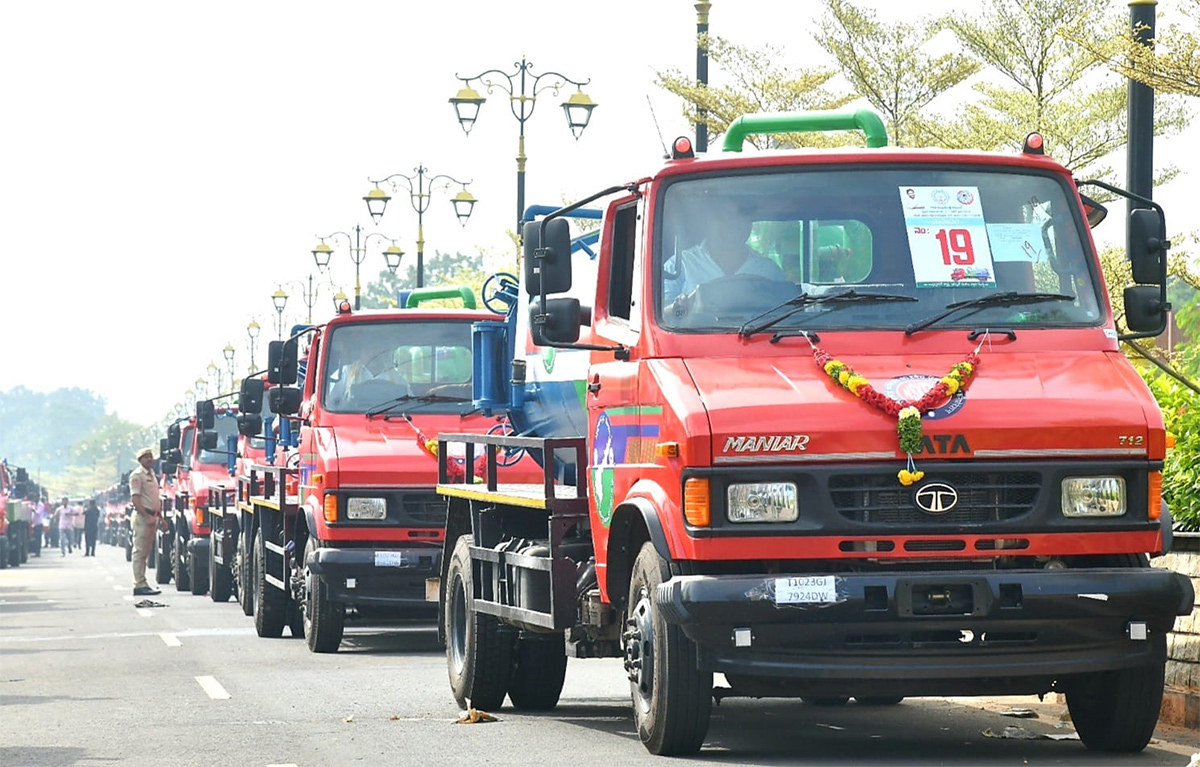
xmin=136 ymin=608 xmax=153 ymax=617
xmin=123 ymin=596 xmax=136 ymax=601
xmin=195 ymin=675 xmax=231 ymax=700
xmin=113 ymin=585 xmax=126 ymax=591
xmin=105 ymin=575 xmax=115 ymax=581
xmin=6 ymin=627 xmax=257 ymax=643
xmin=159 ymin=633 xmax=182 ymax=647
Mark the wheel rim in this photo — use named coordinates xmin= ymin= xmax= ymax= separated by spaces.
xmin=449 ymin=574 xmax=468 ymax=675
xmin=625 ymin=588 xmax=655 ymax=713
xmin=302 ymin=545 xmax=314 ymax=635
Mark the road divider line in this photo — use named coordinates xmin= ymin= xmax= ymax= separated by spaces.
xmin=159 ymin=633 xmax=182 ymax=647
xmin=112 ymin=585 xmax=126 ymax=591
xmin=196 ymin=675 xmax=231 ymax=700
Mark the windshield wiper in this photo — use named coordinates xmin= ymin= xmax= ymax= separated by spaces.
xmin=365 ymin=393 xmax=472 ymax=418
xmin=904 ymin=292 xmax=1074 ymax=336
xmin=739 ymin=290 xmax=918 ymax=338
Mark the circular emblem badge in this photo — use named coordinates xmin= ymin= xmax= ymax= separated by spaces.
xmin=914 ymin=482 xmax=959 ymax=514
xmin=883 ymin=374 xmax=967 ymax=421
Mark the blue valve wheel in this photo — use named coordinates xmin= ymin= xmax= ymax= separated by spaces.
xmin=487 ymin=419 xmax=526 ymax=466
xmin=482 ymin=272 xmax=519 ymax=315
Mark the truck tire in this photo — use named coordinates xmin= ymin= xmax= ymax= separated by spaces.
xmin=189 ymin=550 xmax=208 ymax=596
xmin=625 ymin=541 xmax=711 ymax=756
xmin=802 ymin=697 xmax=850 ymax=706
xmin=210 ymin=536 xmax=233 ymax=603
xmin=154 ymin=534 xmax=171 ymax=584
xmin=125 ymin=535 xmax=132 ymax=562
xmin=1067 ymin=651 xmax=1165 ymax=752
xmin=507 ymin=633 xmax=568 ymax=711
xmin=303 ymin=539 xmax=345 ymax=653
xmin=174 ymin=535 xmax=190 ymax=592
xmin=855 ymin=696 xmax=904 ymax=706
xmin=445 ymin=534 xmax=514 ymax=710
xmin=238 ymin=530 xmax=256 ymax=617
xmin=254 ymin=531 xmax=286 ymax=638
xmin=0 ymin=537 xmax=9 ymax=568
xmin=17 ymin=527 xmax=27 ymax=564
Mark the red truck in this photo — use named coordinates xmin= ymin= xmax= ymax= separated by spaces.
xmin=436 ymin=110 xmax=1191 ymax=755
xmin=236 ymin=289 xmax=537 ymax=653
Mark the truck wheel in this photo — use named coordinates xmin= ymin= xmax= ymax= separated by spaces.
xmin=125 ymin=535 xmax=132 ymax=562
xmin=1067 ymin=653 xmax=1165 ymax=752
xmin=174 ymin=535 xmax=190 ymax=592
xmin=189 ymin=549 xmax=208 ymax=596
xmin=0 ymin=537 xmax=8 ymax=568
xmin=446 ymin=534 xmax=514 ymax=710
xmin=303 ymin=539 xmax=345 ymax=653
xmin=238 ymin=531 xmax=256 ymax=617
xmin=210 ymin=537 xmax=233 ymax=603
xmin=625 ymin=542 xmax=711 ymax=756
xmin=154 ymin=534 xmax=171 ymax=584
xmin=254 ymin=531 xmax=286 ymax=638
xmin=802 ymin=697 xmax=850 ymax=706
xmin=855 ymin=696 xmax=903 ymax=706
xmin=507 ymin=633 xmax=568 ymax=711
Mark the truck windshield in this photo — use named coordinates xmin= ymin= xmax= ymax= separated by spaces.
xmin=198 ymin=415 xmax=238 ymax=464
xmin=655 ymin=167 xmax=1103 ymax=333
xmin=322 ymin=320 xmax=474 ymax=414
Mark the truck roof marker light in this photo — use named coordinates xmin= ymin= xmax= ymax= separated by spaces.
xmin=671 ymin=136 xmax=694 ymax=160
xmin=323 ymin=494 xmax=338 ymax=524
xmin=1148 ymin=471 xmax=1162 ymax=521
xmin=337 ymin=300 xmax=352 ymax=315
xmin=684 ymin=478 xmax=711 ymax=527
xmin=1023 ymin=133 xmax=1045 ymax=155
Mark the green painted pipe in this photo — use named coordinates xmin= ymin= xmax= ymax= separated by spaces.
xmin=722 ymin=109 xmax=888 ymax=152
xmin=404 ymin=286 xmax=477 ymax=309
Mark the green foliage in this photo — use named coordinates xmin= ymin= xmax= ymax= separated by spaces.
xmin=1144 ymin=343 xmax=1200 ymax=528
xmin=361 ymin=250 xmax=501 ymax=310
xmin=1065 ymin=0 xmax=1200 ymax=97
xmin=814 ymin=0 xmax=980 ymax=146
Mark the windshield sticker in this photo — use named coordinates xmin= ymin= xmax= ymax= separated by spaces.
xmin=986 ymin=223 xmax=1048 ymax=263
xmin=900 ymin=186 xmax=996 ymax=289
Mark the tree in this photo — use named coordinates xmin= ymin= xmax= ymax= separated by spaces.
xmin=928 ymin=0 xmax=1189 ymax=183
xmin=361 ymin=251 xmax=496 ymax=310
xmin=813 ymin=0 xmax=980 ymax=146
xmin=656 ymin=36 xmax=858 ymax=150
xmin=1065 ymin=0 xmax=1200 ymax=97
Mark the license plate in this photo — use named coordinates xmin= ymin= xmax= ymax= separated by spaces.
xmin=774 ymin=575 xmax=838 ymax=605
xmin=347 ymin=498 xmax=386 ymax=520
xmin=375 ymin=551 xmax=405 ymax=567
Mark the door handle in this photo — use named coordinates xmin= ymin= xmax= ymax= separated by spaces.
xmin=587 ymin=375 xmax=601 ymax=395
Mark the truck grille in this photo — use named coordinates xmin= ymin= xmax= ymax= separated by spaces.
xmin=829 ymin=472 xmax=1040 ymax=526
xmin=398 ymin=493 xmax=446 ymax=527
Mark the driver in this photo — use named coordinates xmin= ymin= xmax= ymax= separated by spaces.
xmin=662 ymin=196 xmax=787 ymax=302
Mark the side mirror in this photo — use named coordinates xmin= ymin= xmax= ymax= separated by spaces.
xmin=268 ymin=339 xmax=298 ymax=385
xmin=529 ymin=297 xmax=589 ymax=345
xmin=1079 ymin=193 xmax=1108 ymax=229
xmin=167 ymin=423 xmax=181 ymax=447
xmin=196 ymin=400 xmax=215 ymax=430
xmin=269 ymin=386 xmax=302 ymax=416
xmin=523 ymin=218 xmax=573 ymax=295
xmin=239 ymin=377 xmax=264 ymax=413
xmin=161 ymin=461 xmax=178 ymax=476
xmin=237 ymin=413 xmax=263 ymax=437
xmin=200 ymin=430 xmax=219 ymax=451
xmin=1128 ymin=208 xmax=1167 ymax=285
xmin=1123 ymin=285 xmax=1168 ymax=334
xmin=159 ymin=437 xmax=169 ymax=455
xmin=166 ymin=448 xmax=183 ymax=465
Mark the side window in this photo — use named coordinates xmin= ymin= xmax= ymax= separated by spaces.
xmin=609 ymin=203 xmax=637 ymax=321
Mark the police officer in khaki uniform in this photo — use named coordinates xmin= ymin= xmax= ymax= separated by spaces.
xmin=129 ymin=447 xmax=163 ymax=595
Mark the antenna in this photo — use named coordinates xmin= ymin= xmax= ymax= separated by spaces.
xmin=645 ymin=95 xmax=670 ymax=159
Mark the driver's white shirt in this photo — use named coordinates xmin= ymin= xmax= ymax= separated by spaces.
xmin=662 ymin=241 xmax=787 ymax=300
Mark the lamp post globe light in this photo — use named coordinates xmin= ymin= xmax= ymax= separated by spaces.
xmin=207 ymin=361 xmax=221 ymax=396
xmin=364 ymin=165 xmax=476 ymax=289
xmin=281 ymin=274 xmax=340 ymax=325
xmin=451 ymin=56 xmax=597 ymax=234
xmin=332 ymin=289 xmax=349 ymax=312
xmin=272 ymin=287 xmax=288 ymax=339
xmin=223 ymin=343 xmax=236 ymax=389
xmin=310 ymin=225 xmax=400 ymax=310
xmin=195 ymin=378 xmax=206 ymax=403
xmin=247 ymin=320 xmax=260 ymax=372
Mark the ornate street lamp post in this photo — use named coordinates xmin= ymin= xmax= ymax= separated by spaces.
xmin=272 ymin=287 xmax=288 ymax=339
xmin=364 ymin=165 xmax=476 ymax=288
xmin=451 ymin=57 xmax=597 ymax=235
xmin=223 ymin=343 xmax=235 ymax=390
xmin=247 ymin=320 xmax=260 ymax=372
xmin=310 ymin=225 xmax=400 ymax=310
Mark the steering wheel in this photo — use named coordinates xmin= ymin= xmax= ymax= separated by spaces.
xmin=347 ymin=378 xmax=408 ymax=409
xmin=487 ymin=419 xmax=526 ymax=466
xmin=692 ymin=274 xmax=797 ymax=317
xmin=481 ymin=272 xmax=519 ymax=315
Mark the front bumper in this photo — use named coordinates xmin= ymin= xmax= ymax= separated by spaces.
xmin=307 ymin=547 xmax=440 ymax=611
xmin=655 ymin=568 xmax=1192 ymax=691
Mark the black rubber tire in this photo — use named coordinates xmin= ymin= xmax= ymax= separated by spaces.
xmin=803 ymin=697 xmax=850 ymax=706
xmin=855 ymin=696 xmax=904 ymax=706
xmin=189 ymin=548 xmax=208 ymax=596
xmin=303 ymin=538 xmax=345 ymax=653
xmin=174 ymin=534 xmax=190 ymax=592
xmin=445 ymin=534 xmax=514 ymax=710
xmin=124 ymin=538 xmax=132 ymax=562
xmin=254 ymin=531 xmax=286 ymax=638
xmin=210 ymin=536 xmax=233 ymax=603
xmin=17 ymin=528 xmax=27 ymax=564
xmin=626 ymin=542 xmax=711 ymax=756
xmin=1067 ymin=652 xmax=1166 ymax=752
xmin=238 ymin=530 xmax=256 ymax=617
xmin=154 ymin=534 xmax=171 ymax=584
xmin=0 ymin=538 xmax=9 ymax=568
xmin=507 ymin=633 xmax=568 ymax=711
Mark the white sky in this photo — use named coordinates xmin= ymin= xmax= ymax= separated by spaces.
xmin=2 ymin=0 xmax=1196 ymax=427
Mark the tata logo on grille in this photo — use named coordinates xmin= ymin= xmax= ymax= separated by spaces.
xmin=914 ymin=483 xmax=959 ymax=514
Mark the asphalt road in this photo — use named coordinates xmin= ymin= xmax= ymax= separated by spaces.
xmin=3 ymin=542 xmax=1200 ymax=767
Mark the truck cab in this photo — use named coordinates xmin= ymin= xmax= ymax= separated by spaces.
xmin=438 ymin=111 xmax=1191 ymax=755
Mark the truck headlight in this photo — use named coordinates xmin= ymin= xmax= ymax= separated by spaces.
xmin=1061 ymin=477 xmax=1126 ymax=517
xmin=346 ymin=497 xmax=387 ymax=521
xmin=727 ymin=483 xmax=798 ymax=523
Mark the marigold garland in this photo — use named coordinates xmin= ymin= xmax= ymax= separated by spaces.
xmin=811 ymin=342 xmax=982 ymax=486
